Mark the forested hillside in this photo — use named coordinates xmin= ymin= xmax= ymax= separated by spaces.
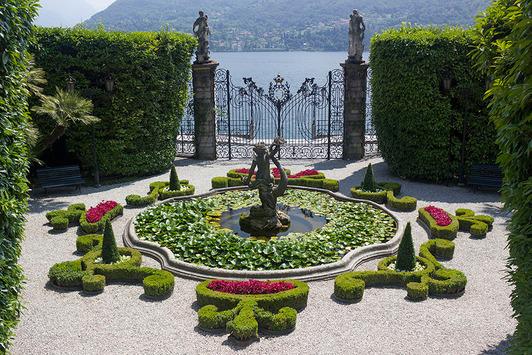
xmin=85 ymin=0 xmax=490 ymax=51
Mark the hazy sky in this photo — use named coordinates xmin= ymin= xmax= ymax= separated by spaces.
xmin=36 ymin=0 xmax=117 ymax=27
xmin=86 ymin=0 xmax=116 ymax=12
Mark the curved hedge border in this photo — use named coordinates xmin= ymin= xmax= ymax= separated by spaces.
xmin=196 ymin=279 xmax=308 ymax=340
xmin=418 ymin=206 xmax=494 ymax=239
xmin=48 ymin=241 xmax=174 ymax=299
xmin=126 ymin=180 xmax=194 ymax=207
xmin=211 ymin=169 xmax=340 ymax=192
xmin=79 ymin=204 xmax=123 ymax=234
xmin=334 ymin=239 xmax=465 ymax=302
xmin=351 ymin=182 xmax=417 ymax=212
xmin=46 ymin=203 xmax=86 ymax=231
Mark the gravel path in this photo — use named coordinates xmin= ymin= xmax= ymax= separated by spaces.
xmin=12 ymin=157 xmax=515 ymax=354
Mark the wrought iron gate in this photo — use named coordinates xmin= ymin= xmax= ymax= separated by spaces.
xmin=177 ymin=68 xmax=378 ymax=159
xmin=213 ymin=69 xmax=344 ymax=159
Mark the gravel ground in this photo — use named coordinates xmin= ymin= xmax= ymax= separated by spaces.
xmin=12 ymin=157 xmax=515 ymax=355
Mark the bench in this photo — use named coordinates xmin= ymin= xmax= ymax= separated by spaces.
xmin=468 ymin=164 xmax=502 ymax=191
xmin=36 ymin=165 xmax=85 ymax=193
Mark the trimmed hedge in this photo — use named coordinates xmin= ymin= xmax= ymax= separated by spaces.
xmin=370 ymin=26 xmax=498 ymax=182
xmin=196 ymin=280 xmax=307 ymax=340
xmin=32 ymin=27 xmax=196 ymax=177
xmin=418 ymin=207 xmax=459 ymax=240
xmin=79 ymin=203 xmax=123 ymax=233
xmin=351 ymin=181 xmax=417 ymax=212
xmin=350 ymin=188 xmax=387 ymax=204
xmin=46 ymin=203 xmax=86 ymax=231
xmin=455 ymin=208 xmax=494 ymax=238
xmin=385 ymin=191 xmax=417 ymax=212
xmin=419 ymin=239 xmax=455 ymax=269
xmin=126 ymin=180 xmax=194 ymax=207
xmin=211 ymin=175 xmax=340 ymax=192
xmin=76 ymin=234 xmax=103 ymax=253
xmin=196 ymin=279 xmax=309 ymax=312
xmin=334 ymin=241 xmax=466 ymax=302
xmin=0 ymin=0 xmax=38 ymax=350
xmin=472 ymin=1 xmax=531 ymax=351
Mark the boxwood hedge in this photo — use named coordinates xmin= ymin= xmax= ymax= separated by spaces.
xmin=370 ymin=26 xmax=498 ymax=182
xmin=32 ymin=27 xmax=196 ymax=177
xmin=0 ymin=0 xmax=38 ymax=350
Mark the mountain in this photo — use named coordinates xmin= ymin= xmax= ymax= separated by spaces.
xmin=84 ymin=0 xmax=490 ymax=51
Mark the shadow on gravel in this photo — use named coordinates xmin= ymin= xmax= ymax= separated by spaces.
xmin=480 ymin=334 xmax=512 ymax=354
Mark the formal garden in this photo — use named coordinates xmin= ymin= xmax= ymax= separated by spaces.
xmin=1 ymin=0 xmax=530 ymax=354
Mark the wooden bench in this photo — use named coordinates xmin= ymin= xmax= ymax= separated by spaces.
xmin=468 ymin=164 xmax=502 ymax=191
xmin=36 ymin=165 xmax=85 ymax=193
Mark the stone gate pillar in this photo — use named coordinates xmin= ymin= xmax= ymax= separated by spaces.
xmin=341 ymin=60 xmax=368 ymax=160
xmin=192 ymin=60 xmax=219 ymax=160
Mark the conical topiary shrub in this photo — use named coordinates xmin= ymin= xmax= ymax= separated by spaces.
xmin=169 ymin=166 xmax=180 ymax=191
xmin=395 ymin=222 xmax=416 ymax=271
xmin=101 ymin=219 xmax=120 ymax=264
xmin=361 ymin=163 xmax=377 ymax=192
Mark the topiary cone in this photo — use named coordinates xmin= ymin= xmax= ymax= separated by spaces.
xmin=395 ymin=222 xmax=416 ymax=271
xmin=361 ymin=163 xmax=378 ymax=192
xmin=169 ymin=166 xmax=180 ymax=191
xmin=101 ymin=219 xmax=120 ymax=264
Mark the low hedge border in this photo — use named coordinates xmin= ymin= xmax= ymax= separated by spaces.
xmin=126 ymin=180 xmax=193 ymax=207
xmin=334 ymin=239 xmax=466 ymax=302
xmin=196 ymin=279 xmax=308 ymax=340
xmin=46 ymin=203 xmax=86 ymax=231
xmin=48 ymin=245 xmax=174 ymax=299
xmin=211 ymin=175 xmax=340 ymax=192
xmin=76 ymin=234 xmax=103 ymax=254
xmin=455 ymin=208 xmax=494 ymax=238
xmin=350 ymin=182 xmax=417 ymax=212
xmin=418 ymin=207 xmax=459 ymax=240
xmin=158 ymin=183 xmax=195 ymax=200
xmin=79 ymin=204 xmax=123 ymax=234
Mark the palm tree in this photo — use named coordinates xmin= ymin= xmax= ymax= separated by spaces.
xmin=32 ymin=88 xmax=99 ymax=155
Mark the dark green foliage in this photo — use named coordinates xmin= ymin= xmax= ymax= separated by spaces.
xmin=32 ymin=27 xmax=196 ymax=177
xmin=46 ymin=203 xmax=86 ymax=231
xmin=226 ymin=301 xmax=259 ymax=340
xmin=396 ymin=223 xmax=416 ymax=271
xmin=169 ymin=166 xmax=180 ymax=191
xmin=48 ymin=260 xmax=85 ymax=288
xmin=471 ymin=1 xmax=532 ymax=351
xmin=142 ymin=270 xmax=175 ymax=298
xmin=101 ymin=220 xmax=120 ymax=264
xmin=126 ymin=180 xmax=194 ymax=206
xmin=211 ymin=177 xmax=229 ymax=189
xmin=0 ymin=0 xmax=39 ymax=350
xmin=350 ymin=188 xmax=387 ymax=204
xmin=76 ymin=234 xmax=103 ymax=253
xmin=370 ymin=26 xmax=498 ymax=182
xmin=361 ymin=163 xmax=377 ymax=192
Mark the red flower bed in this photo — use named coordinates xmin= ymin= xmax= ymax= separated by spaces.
xmin=234 ymin=168 xmax=253 ymax=175
xmin=86 ymin=200 xmax=118 ymax=223
xmin=207 ymin=279 xmax=295 ymax=295
xmin=288 ymin=169 xmax=320 ymax=178
xmin=424 ymin=205 xmax=452 ymax=226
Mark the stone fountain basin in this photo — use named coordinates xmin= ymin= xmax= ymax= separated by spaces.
xmin=123 ymin=186 xmax=404 ymax=281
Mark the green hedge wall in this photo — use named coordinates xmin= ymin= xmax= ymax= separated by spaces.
xmin=0 ymin=0 xmax=38 ymax=351
xmin=32 ymin=28 xmax=196 ymax=177
xmin=370 ymin=26 xmax=498 ymax=182
xmin=471 ymin=1 xmax=532 ymax=352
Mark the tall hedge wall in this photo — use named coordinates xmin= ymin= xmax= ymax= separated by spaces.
xmin=472 ymin=1 xmax=531 ymax=352
xmin=0 ymin=0 xmax=38 ymax=351
xmin=33 ymin=28 xmax=196 ymax=177
xmin=370 ymin=26 xmax=498 ymax=182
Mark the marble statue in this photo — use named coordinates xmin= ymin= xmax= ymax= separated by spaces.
xmin=241 ymin=138 xmax=290 ymax=235
xmin=348 ymin=9 xmax=366 ymax=63
xmin=193 ymin=11 xmax=210 ymax=63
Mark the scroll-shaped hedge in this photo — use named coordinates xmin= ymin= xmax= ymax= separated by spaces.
xmin=418 ymin=207 xmax=459 ymax=240
xmin=334 ymin=239 xmax=466 ymax=302
xmin=125 ymin=180 xmax=194 ymax=207
xmin=46 ymin=203 xmax=86 ymax=231
xmin=350 ymin=181 xmax=417 ymax=212
xmin=196 ymin=279 xmax=308 ymax=340
xmin=79 ymin=203 xmax=123 ymax=234
xmin=455 ymin=208 xmax=494 ymax=238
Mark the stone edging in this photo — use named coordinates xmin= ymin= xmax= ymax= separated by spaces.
xmin=123 ymin=186 xmax=404 ymax=281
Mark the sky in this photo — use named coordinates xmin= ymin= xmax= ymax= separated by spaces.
xmin=36 ymin=0 xmax=117 ymax=27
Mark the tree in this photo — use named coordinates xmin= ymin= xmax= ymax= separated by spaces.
xmin=361 ymin=163 xmax=378 ymax=192
xmin=31 ymin=88 xmax=99 ymax=155
xmin=101 ymin=219 xmax=120 ymax=264
xmin=396 ymin=223 xmax=416 ymax=271
xmin=169 ymin=166 xmax=180 ymax=191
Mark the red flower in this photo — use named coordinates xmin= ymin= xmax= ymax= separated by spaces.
xmin=86 ymin=200 xmax=118 ymax=223
xmin=424 ymin=205 xmax=452 ymax=226
xmin=234 ymin=168 xmax=252 ymax=174
xmin=288 ymin=169 xmax=320 ymax=178
xmin=207 ymin=279 xmax=295 ymax=294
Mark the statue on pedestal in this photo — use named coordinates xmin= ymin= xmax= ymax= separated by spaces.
xmin=193 ymin=11 xmax=211 ymax=64
xmin=348 ymin=9 xmax=365 ymax=63
xmin=240 ymin=138 xmax=290 ymax=236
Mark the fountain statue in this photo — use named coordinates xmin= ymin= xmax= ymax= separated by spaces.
xmin=240 ymin=138 xmax=290 ymax=236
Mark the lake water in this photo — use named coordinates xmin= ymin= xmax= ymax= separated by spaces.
xmin=212 ymin=51 xmax=369 ymax=89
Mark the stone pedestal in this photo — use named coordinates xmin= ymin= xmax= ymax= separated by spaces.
xmin=192 ymin=60 xmax=219 ymax=160
xmin=341 ymin=60 xmax=369 ymax=160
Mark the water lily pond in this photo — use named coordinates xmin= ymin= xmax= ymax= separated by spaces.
xmin=134 ymin=189 xmax=396 ymax=271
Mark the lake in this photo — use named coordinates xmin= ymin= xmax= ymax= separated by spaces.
xmin=212 ymin=51 xmax=369 ymax=89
